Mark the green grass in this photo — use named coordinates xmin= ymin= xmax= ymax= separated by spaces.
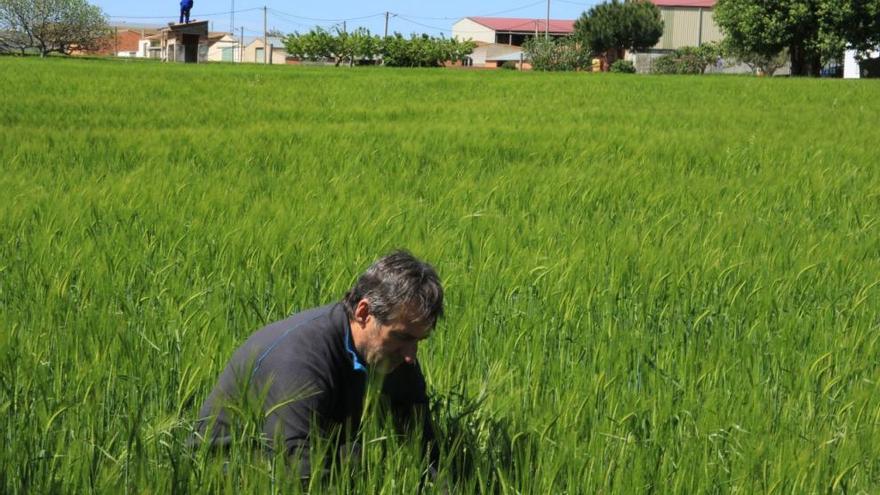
xmin=1 ymin=56 xmax=879 ymax=493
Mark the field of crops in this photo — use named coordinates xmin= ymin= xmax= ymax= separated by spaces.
xmin=2 ymin=56 xmax=879 ymax=493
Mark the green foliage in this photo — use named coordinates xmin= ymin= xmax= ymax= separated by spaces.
xmin=381 ymin=33 xmax=474 ymax=68
xmin=0 ymin=0 xmax=109 ymax=56
xmin=714 ymin=0 xmax=880 ymax=76
xmin=653 ymin=43 xmax=721 ymax=75
xmin=284 ymin=27 xmax=340 ymax=63
xmin=609 ymin=59 xmax=636 ymax=73
xmin=722 ymin=39 xmax=789 ymax=76
xmin=284 ymin=29 xmax=475 ymax=68
xmin=3 ymin=57 xmax=880 ymax=493
xmin=334 ymin=27 xmax=382 ymax=67
xmin=523 ymin=37 xmax=589 ymax=71
xmin=500 ymin=60 xmax=518 ymax=70
xmin=574 ymin=0 xmax=663 ymax=61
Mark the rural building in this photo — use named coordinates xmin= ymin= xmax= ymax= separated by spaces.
xmin=155 ymin=21 xmax=210 ymax=63
xmin=241 ymin=36 xmax=291 ymax=64
xmin=452 ymin=17 xmax=574 ymax=68
xmin=650 ymin=0 xmax=721 ymax=50
xmin=465 ymin=44 xmax=535 ymax=69
xmin=206 ymin=32 xmax=240 ymax=62
xmin=145 ymin=31 xmax=242 ymax=61
xmin=634 ymin=0 xmax=765 ymax=74
xmin=70 ymin=26 xmax=158 ymax=57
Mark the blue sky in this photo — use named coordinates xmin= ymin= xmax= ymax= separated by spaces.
xmin=96 ymin=0 xmax=599 ymax=37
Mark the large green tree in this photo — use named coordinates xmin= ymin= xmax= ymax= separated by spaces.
xmin=574 ymin=0 xmax=663 ymax=66
xmin=0 ymin=0 xmax=108 ymax=56
xmin=714 ymin=0 xmax=880 ymax=77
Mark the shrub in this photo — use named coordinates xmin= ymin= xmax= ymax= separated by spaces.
xmin=500 ymin=60 xmax=518 ymax=70
xmin=653 ymin=43 xmax=720 ymax=74
xmin=523 ymin=37 xmax=589 ymax=71
xmin=609 ymin=59 xmax=636 ymax=73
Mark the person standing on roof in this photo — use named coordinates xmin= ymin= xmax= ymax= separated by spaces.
xmin=179 ymin=0 xmax=193 ymax=23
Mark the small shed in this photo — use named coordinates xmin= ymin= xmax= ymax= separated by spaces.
xmin=159 ymin=20 xmax=209 ymax=63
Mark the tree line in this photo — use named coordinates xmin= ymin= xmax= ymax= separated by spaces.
xmin=284 ymin=27 xmax=476 ymax=67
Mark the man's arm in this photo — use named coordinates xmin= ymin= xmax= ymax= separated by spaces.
xmin=259 ymin=352 xmax=342 ymax=479
xmin=381 ymin=362 xmax=439 ymax=469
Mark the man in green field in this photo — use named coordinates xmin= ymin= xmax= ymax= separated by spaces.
xmin=193 ymin=250 xmax=442 ymax=478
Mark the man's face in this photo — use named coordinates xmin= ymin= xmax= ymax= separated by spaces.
xmin=361 ymin=314 xmax=432 ymax=374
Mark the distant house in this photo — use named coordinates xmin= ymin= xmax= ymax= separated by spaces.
xmin=452 ymin=17 xmax=574 ymax=68
xmin=453 ymin=17 xmax=575 ymax=46
xmin=154 ymin=21 xmax=210 ymax=63
xmin=71 ymin=26 xmax=158 ymax=57
xmin=242 ymin=36 xmax=291 ymax=64
xmin=206 ymin=32 xmax=240 ymax=62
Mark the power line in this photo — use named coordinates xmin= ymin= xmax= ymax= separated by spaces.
xmin=268 ymin=8 xmax=384 ymax=23
xmin=267 ymin=10 xmax=342 ymax=28
xmin=554 ymin=0 xmax=597 ymax=6
xmin=392 ymin=16 xmax=451 ymax=33
xmin=395 ymin=1 xmax=546 ymax=21
xmin=394 ymin=15 xmax=552 ymax=35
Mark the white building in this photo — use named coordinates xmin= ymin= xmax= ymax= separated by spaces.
xmin=844 ymin=47 xmax=880 ymax=79
xmin=206 ymin=32 xmax=240 ymax=62
xmin=241 ymin=36 xmax=290 ymax=64
xmin=452 ymin=17 xmax=574 ymax=68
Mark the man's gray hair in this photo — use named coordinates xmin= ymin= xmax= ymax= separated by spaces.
xmin=343 ymin=250 xmax=444 ymax=327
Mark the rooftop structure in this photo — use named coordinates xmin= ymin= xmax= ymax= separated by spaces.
xmin=157 ymin=20 xmax=209 ymax=63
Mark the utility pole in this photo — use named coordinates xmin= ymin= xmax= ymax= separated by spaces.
xmin=240 ymin=26 xmax=244 ymax=62
xmin=263 ymin=5 xmax=268 ymax=64
xmin=342 ymin=20 xmax=346 ymax=34
xmin=545 ymin=0 xmax=550 ymax=39
xmin=114 ymin=26 xmax=118 ymax=55
xmin=384 ymin=12 xmax=389 ymax=37
xmin=231 ymin=0 xmax=234 ymax=34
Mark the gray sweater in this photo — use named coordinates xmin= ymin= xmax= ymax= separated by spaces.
xmin=194 ymin=303 xmax=435 ymax=475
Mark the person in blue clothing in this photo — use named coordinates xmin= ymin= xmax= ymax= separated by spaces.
xmin=179 ymin=0 xmax=193 ymax=23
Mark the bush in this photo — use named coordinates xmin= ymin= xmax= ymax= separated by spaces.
xmin=653 ymin=43 xmax=720 ymax=74
xmin=523 ymin=37 xmax=589 ymax=71
xmin=609 ymin=59 xmax=636 ymax=73
xmin=500 ymin=60 xmax=518 ymax=70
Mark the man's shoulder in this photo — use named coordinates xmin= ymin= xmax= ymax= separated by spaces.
xmin=231 ymin=303 xmax=347 ymax=368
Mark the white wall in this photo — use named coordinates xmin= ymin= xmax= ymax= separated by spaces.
xmin=452 ymin=18 xmax=495 ymax=44
xmin=207 ymin=36 xmax=239 ymax=62
xmin=844 ymin=48 xmax=880 ymax=79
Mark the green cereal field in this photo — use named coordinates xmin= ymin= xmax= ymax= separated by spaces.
xmin=2 ymin=56 xmax=880 ymax=493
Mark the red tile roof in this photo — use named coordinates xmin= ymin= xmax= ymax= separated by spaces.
xmin=467 ymin=17 xmax=575 ymax=34
xmin=650 ymin=0 xmax=716 ymax=7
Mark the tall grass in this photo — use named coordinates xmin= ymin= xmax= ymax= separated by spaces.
xmin=1 ymin=57 xmax=879 ymax=493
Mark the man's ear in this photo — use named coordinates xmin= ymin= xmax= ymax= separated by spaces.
xmin=354 ymin=298 xmax=370 ymax=324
